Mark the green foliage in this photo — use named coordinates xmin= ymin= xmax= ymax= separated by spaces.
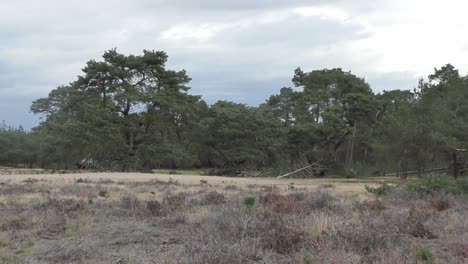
xmin=243 ymin=196 xmax=256 ymax=209
xmin=365 ymin=183 xmax=395 ymax=197
xmin=98 ymin=190 xmax=109 ymax=198
xmin=407 ymin=176 xmax=468 ymax=195
xmin=303 ymin=253 xmax=313 ymax=264
xmin=15 ymin=240 xmax=34 ymax=255
xmin=2 ymin=49 xmax=468 ymax=179
xmin=416 ymin=245 xmax=435 ymax=262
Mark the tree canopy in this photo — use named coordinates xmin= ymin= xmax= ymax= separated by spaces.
xmin=2 ymin=49 xmax=468 ymax=177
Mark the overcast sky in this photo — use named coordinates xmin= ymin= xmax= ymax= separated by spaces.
xmin=1 ymin=0 xmax=468 ymax=128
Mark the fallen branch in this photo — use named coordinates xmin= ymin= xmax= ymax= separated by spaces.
xmin=384 ymin=167 xmax=447 ymax=177
xmin=277 ymin=161 xmax=321 ymax=179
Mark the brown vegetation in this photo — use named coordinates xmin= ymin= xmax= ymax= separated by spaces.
xmin=0 ymin=176 xmax=467 ymax=263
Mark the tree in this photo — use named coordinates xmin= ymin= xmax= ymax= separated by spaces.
xmin=31 ymin=49 xmax=195 ymax=170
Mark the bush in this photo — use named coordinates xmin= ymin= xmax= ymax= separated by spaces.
xmin=42 ymin=198 xmax=87 ymax=216
xmin=456 ymin=177 xmax=468 ymax=193
xmin=428 ymin=192 xmax=453 ymax=211
xmin=336 ymin=219 xmax=399 ymax=257
xmin=147 ymin=200 xmax=163 ymax=216
xmin=318 ymin=184 xmax=336 ymax=190
xmin=98 ymin=190 xmax=109 ymax=198
xmin=224 ymin=185 xmax=238 ymax=191
xmin=163 ymin=192 xmax=188 ymax=211
xmin=120 ymin=195 xmax=142 ymax=212
xmin=269 ymin=222 xmax=308 ymax=254
xmin=303 ymin=253 xmax=313 ymax=264
xmin=201 ymin=191 xmax=225 ymax=205
xmin=260 ymin=193 xmax=302 ymax=214
xmin=399 ymin=208 xmax=437 ymax=239
xmin=448 ymin=241 xmax=468 ymax=258
xmin=243 ymin=196 xmax=256 ymax=209
xmin=0 ymin=215 xmax=29 ymax=231
xmin=416 ymin=245 xmax=434 ymax=262
xmin=365 ymin=183 xmax=395 ymax=198
xmin=287 ymin=192 xmax=307 ymax=202
xmin=75 ymin=178 xmax=90 ymax=183
xmin=304 ymin=191 xmax=336 ymax=211
xmin=406 ymin=176 xmax=468 ymax=195
xmin=355 ymin=199 xmax=385 ymax=212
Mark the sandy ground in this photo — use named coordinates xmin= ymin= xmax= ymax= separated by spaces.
xmin=0 ymin=171 xmax=388 ymax=198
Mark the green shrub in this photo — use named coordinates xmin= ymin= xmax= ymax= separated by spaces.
xmin=243 ymin=196 xmax=256 ymax=209
xmin=303 ymin=253 xmax=313 ymax=264
xmin=416 ymin=245 xmax=434 ymax=262
xmin=365 ymin=183 xmax=395 ymax=197
xmin=457 ymin=177 xmax=468 ymax=193
xmin=98 ymin=190 xmax=109 ymax=198
xmin=407 ymin=176 xmax=468 ymax=195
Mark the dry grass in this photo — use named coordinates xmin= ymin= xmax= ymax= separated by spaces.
xmin=0 ymin=173 xmax=466 ymax=263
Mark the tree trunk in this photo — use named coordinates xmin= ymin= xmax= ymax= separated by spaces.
xmin=453 ymin=152 xmax=458 ymax=179
xmin=345 ymin=125 xmax=357 ymax=173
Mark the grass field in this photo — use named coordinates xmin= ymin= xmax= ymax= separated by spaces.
xmin=0 ymin=170 xmax=467 ymax=263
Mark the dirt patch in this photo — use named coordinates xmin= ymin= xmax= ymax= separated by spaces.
xmin=0 ymin=172 xmax=380 ymax=198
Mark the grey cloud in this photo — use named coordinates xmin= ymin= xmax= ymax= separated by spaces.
xmin=0 ymin=0 xmax=421 ymax=129
xmin=212 ymin=16 xmax=368 ymax=51
xmin=190 ymin=73 xmax=292 ymax=105
xmin=0 ymin=94 xmax=39 ymax=129
xmin=366 ymin=72 xmax=419 ymax=93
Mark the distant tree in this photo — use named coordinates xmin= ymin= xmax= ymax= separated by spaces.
xmin=31 ymin=49 xmax=197 ymax=170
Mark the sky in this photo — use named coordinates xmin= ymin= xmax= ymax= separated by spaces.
xmin=1 ymin=0 xmax=468 ymax=129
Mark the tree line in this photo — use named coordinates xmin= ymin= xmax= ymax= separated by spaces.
xmin=2 ymin=49 xmax=467 ymax=176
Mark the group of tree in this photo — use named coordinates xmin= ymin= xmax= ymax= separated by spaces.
xmin=2 ymin=49 xmax=468 ymax=177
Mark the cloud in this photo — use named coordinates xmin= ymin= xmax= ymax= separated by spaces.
xmin=1 ymin=0 xmax=468 ymax=128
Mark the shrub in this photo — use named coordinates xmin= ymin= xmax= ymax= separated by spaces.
xmin=201 ymin=191 xmax=225 ymax=205
xmin=224 ymin=185 xmax=238 ymax=190
xmin=304 ymin=191 xmax=336 ymax=211
xmin=337 ymin=220 xmax=398 ymax=257
xmin=163 ymin=192 xmax=188 ymax=211
xmin=200 ymin=179 xmax=208 ymax=185
xmin=287 ymin=192 xmax=307 ymax=202
xmin=16 ymin=240 xmax=34 ymax=255
xmin=269 ymin=221 xmax=308 ymax=254
xmin=0 ymin=215 xmax=29 ymax=231
xmin=448 ymin=241 xmax=468 ymax=258
xmin=356 ymin=199 xmax=385 ymax=212
xmin=260 ymin=185 xmax=279 ymax=192
xmin=456 ymin=177 xmax=468 ymax=193
xmin=43 ymin=198 xmax=87 ymax=216
xmin=98 ymin=190 xmax=109 ymax=198
xmin=303 ymin=253 xmax=313 ymax=264
xmin=428 ymin=192 xmax=453 ymax=211
xmin=22 ymin=178 xmax=39 ymax=184
xmin=318 ymin=184 xmax=336 ymax=190
xmin=120 ymin=195 xmax=142 ymax=212
xmin=243 ymin=196 xmax=256 ymax=209
xmin=75 ymin=178 xmax=90 ymax=183
xmin=365 ymin=183 xmax=395 ymax=198
xmin=260 ymin=193 xmax=303 ymax=214
xmin=147 ymin=200 xmax=163 ymax=216
xmin=406 ymin=176 xmax=468 ymax=195
xmin=167 ymin=178 xmax=179 ymax=185
xmin=398 ymin=207 xmax=437 ymax=239
xmin=416 ymin=245 xmax=434 ymax=262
